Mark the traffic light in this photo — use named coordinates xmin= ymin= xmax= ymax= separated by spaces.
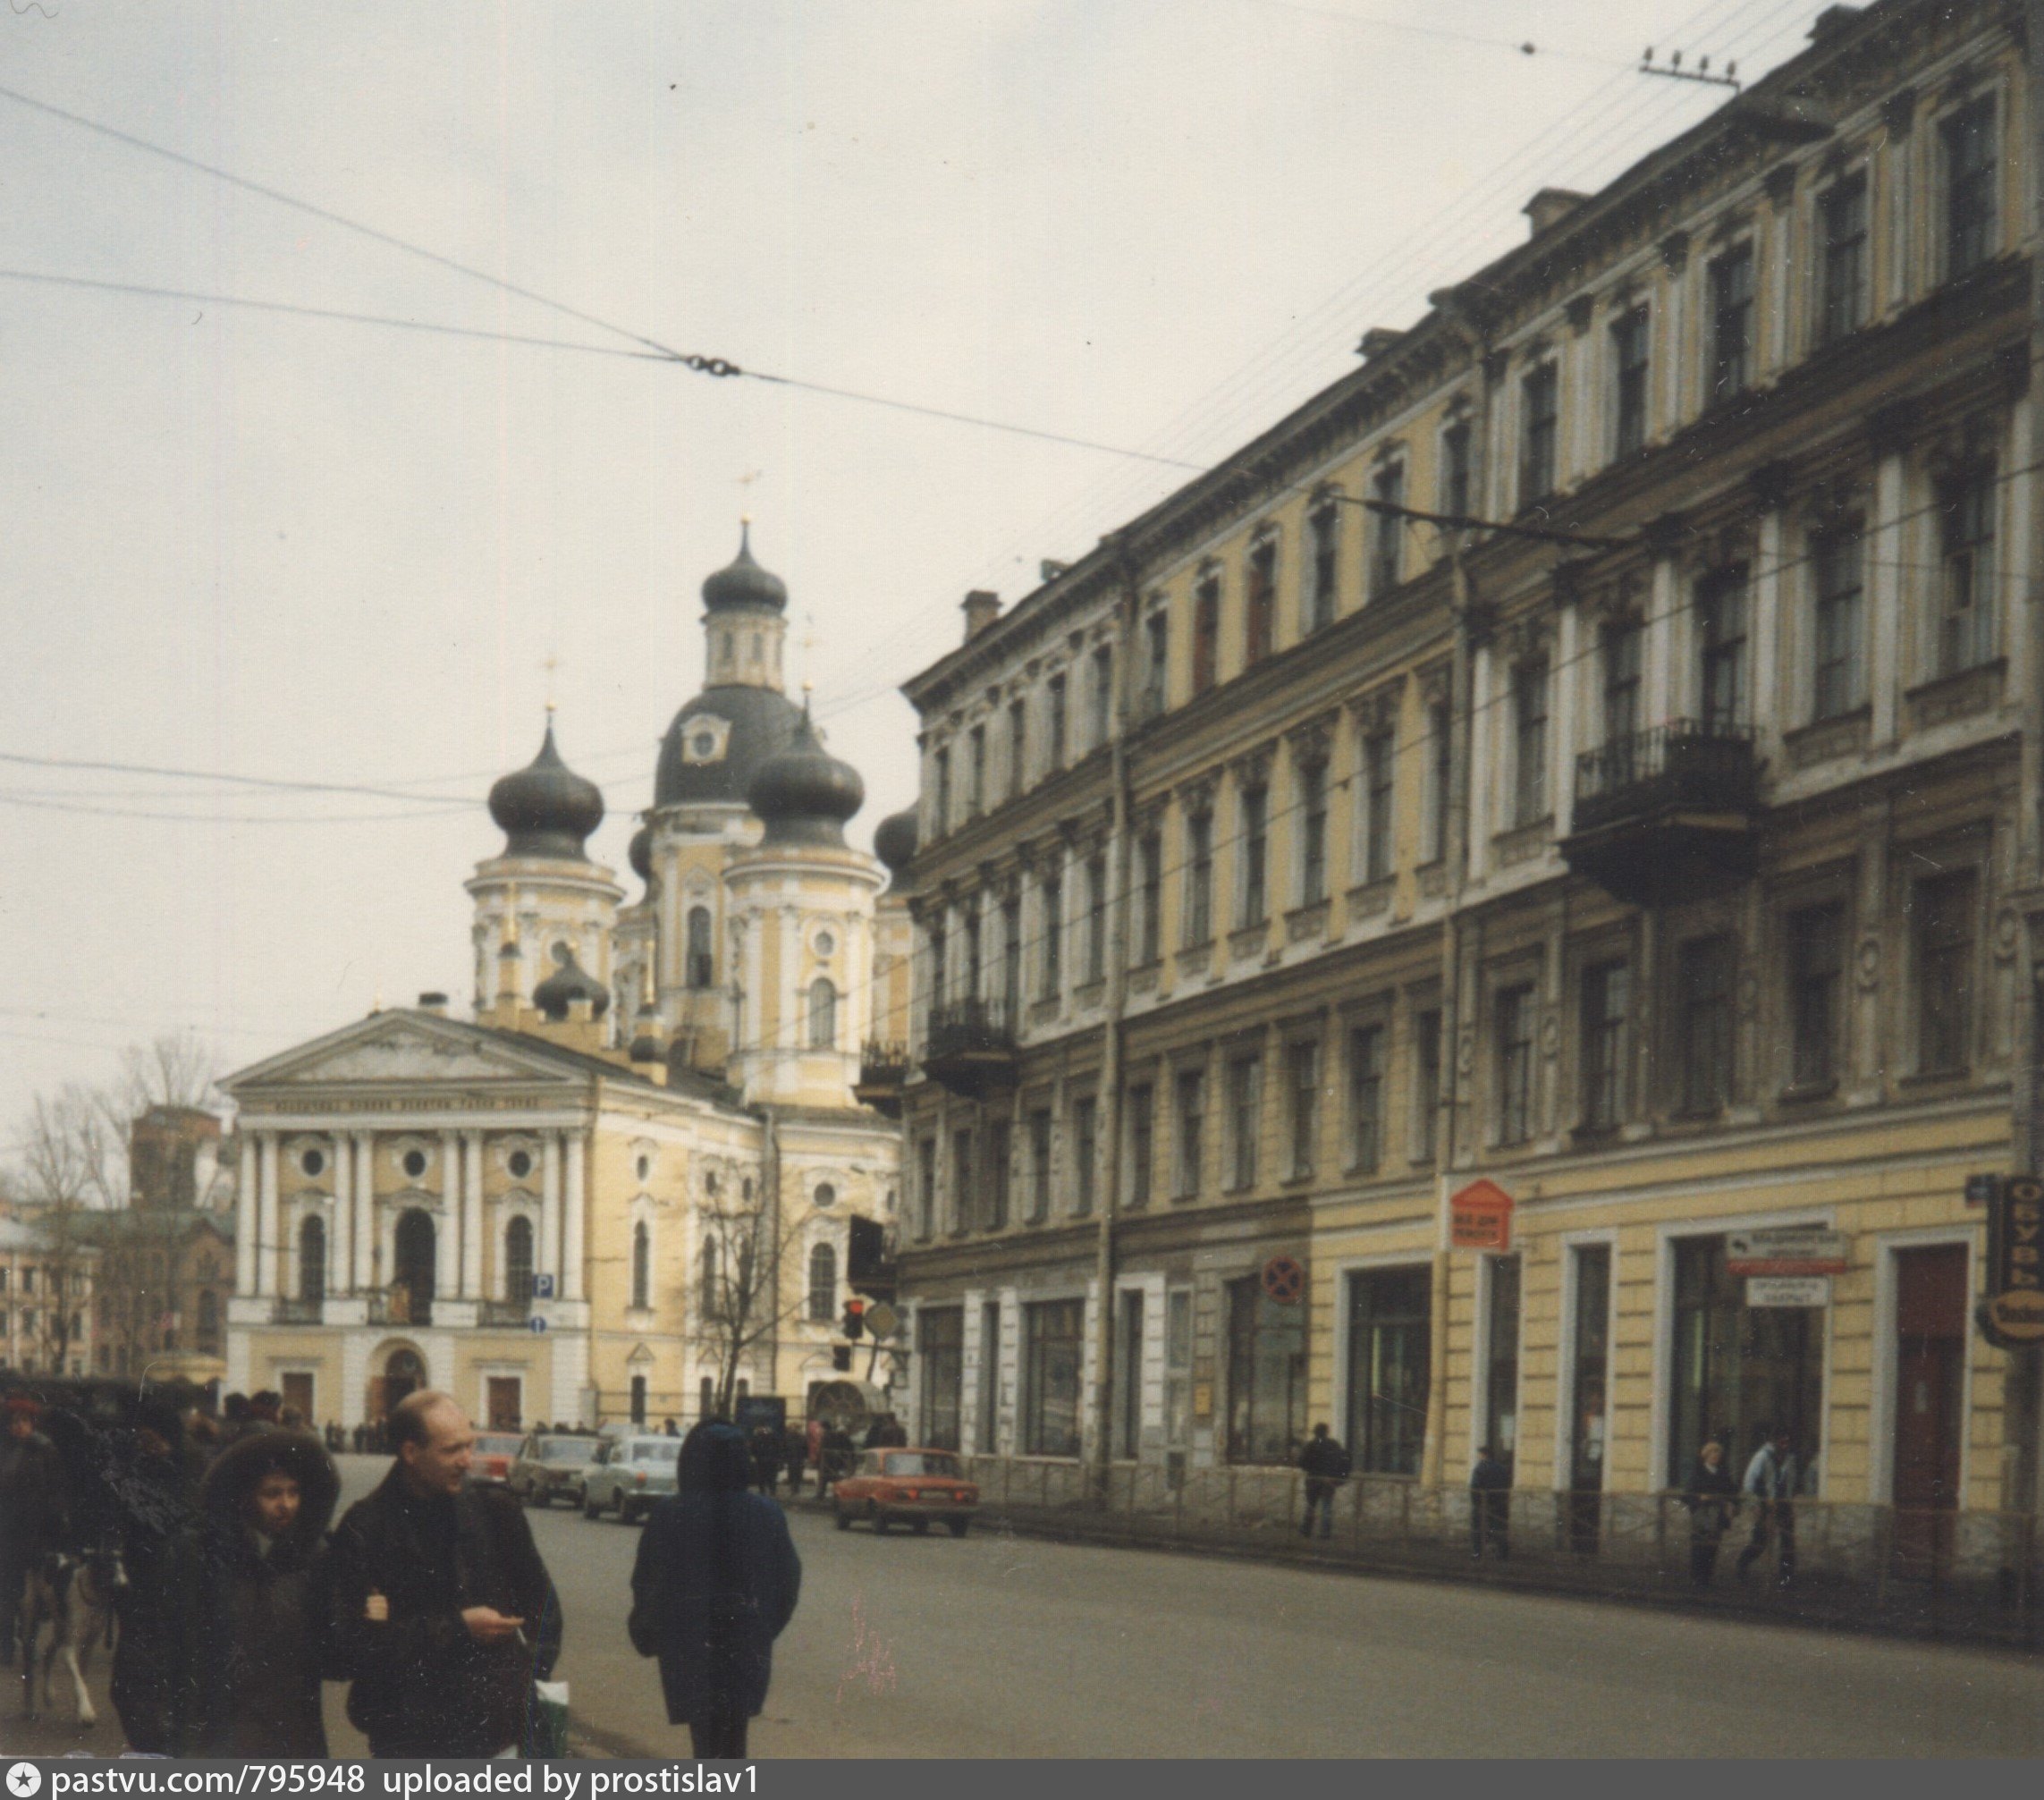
xmin=842 ymin=1297 xmax=866 ymax=1340
xmin=832 ymin=1345 xmax=852 ymax=1372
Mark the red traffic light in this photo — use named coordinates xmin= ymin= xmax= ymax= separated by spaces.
xmin=843 ymin=1297 xmax=866 ymax=1339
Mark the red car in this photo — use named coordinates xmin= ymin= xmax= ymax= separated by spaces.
xmin=832 ymin=1449 xmax=979 ymax=1536
xmin=468 ymin=1432 xmax=523 ymax=1487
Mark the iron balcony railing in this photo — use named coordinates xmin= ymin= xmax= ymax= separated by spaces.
xmin=859 ymin=1041 xmax=913 ymax=1084
xmin=1573 ymin=718 xmax=1758 ymax=833
xmin=367 ymin=1289 xmax=433 ymax=1328
xmin=272 ymin=1297 xmax=324 ymax=1324
xmin=925 ymin=997 xmax=1017 ymax=1061
xmin=477 ymin=1298 xmax=531 ymax=1328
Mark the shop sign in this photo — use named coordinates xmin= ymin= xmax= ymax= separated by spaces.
xmin=1449 ymin=1179 xmax=1513 ymax=1251
xmin=1725 ymin=1226 xmax=1848 ymax=1277
xmin=1745 ymin=1275 xmax=1830 ymax=1308
xmin=1981 ymin=1175 xmax=2044 ymax=1348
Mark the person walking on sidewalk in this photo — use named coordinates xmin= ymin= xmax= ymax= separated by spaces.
xmin=325 ymin=1390 xmax=562 ymax=1758
xmin=629 ymin=1421 xmax=802 ymax=1761
xmin=1297 ymin=1424 xmax=1350 ymax=1540
xmin=1682 ymin=1440 xmax=1740 ymax=1590
xmin=1469 ymin=1444 xmax=1512 ymax=1561
xmin=1735 ymin=1424 xmax=1798 ymax=1589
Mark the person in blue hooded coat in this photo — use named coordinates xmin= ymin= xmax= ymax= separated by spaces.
xmin=628 ymin=1420 xmax=801 ymax=1759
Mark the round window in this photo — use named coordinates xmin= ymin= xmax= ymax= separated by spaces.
xmin=401 ymin=1149 xmax=427 ymax=1179
xmin=814 ymin=1182 xmax=837 ymax=1208
xmin=300 ymin=1148 xmax=326 ymax=1178
xmin=637 ymin=1154 xmax=651 ymax=1182
xmin=508 ymin=1149 xmax=533 ymax=1180
xmin=693 ymin=733 xmax=717 ymax=758
xmin=815 ymin=930 xmax=836 ymax=959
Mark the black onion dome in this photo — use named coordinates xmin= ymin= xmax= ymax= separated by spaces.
xmin=654 ymin=684 xmax=803 ymax=807
xmin=702 ymin=523 xmax=788 ymax=613
xmin=628 ymin=824 xmax=655 ymax=886
xmin=748 ymin=705 xmax=864 ymax=848
xmin=874 ymin=806 xmax=918 ymax=876
xmin=532 ymin=942 xmax=611 ymax=1020
xmin=488 ymin=721 xmax=604 ymax=859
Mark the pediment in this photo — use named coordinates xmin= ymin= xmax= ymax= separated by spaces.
xmin=225 ymin=1014 xmax=586 ymax=1094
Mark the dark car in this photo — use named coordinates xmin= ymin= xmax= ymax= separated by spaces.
xmin=832 ymin=1449 xmax=979 ymax=1536
xmin=509 ymin=1429 xmax=602 ymax=1507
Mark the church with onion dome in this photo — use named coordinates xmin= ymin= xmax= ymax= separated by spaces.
xmin=220 ymin=531 xmax=916 ymax=1435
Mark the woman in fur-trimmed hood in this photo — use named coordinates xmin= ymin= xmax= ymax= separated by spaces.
xmin=159 ymin=1428 xmax=341 ymax=1757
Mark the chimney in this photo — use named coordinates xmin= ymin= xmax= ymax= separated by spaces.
xmin=1038 ymin=560 xmax=1070 ymax=584
xmin=1808 ymin=4 xmax=1862 ymax=44
xmin=417 ymin=992 xmax=449 ymax=1016
xmin=1523 ymin=188 xmax=1591 ymax=238
xmin=1356 ymin=326 xmax=1406 ymax=363
xmin=961 ymin=589 xmax=1002 ymax=643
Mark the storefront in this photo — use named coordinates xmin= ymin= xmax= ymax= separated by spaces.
xmin=1344 ymin=1265 xmax=1429 ymax=1475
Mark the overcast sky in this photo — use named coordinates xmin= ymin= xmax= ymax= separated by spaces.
xmin=0 ymin=0 xmax=1832 ymax=1137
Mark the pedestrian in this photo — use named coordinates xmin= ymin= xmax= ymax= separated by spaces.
xmin=819 ymin=1422 xmax=855 ymax=1493
xmin=1735 ymin=1424 xmax=1799 ymax=1589
xmin=861 ymin=1414 xmax=887 ymax=1451
xmin=875 ymin=1414 xmax=908 ymax=1449
xmin=780 ymin=1425 xmax=807 ymax=1497
xmin=156 ymin=1429 xmax=339 ymax=1756
xmin=629 ymin=1421 xmax=801 ymax=1761
xmin=805 ymin=1414 xmax=824 ymax=1475
xmin=0 ymin=1395 xmax=70 ymax=1668
xmin=1469 ymin=1444 xmax=1511 ymax=1561
xmin=1682 ymin=1439 xmax=1740 ymax=1590
xmin=747 ymin=1424 xmax=781 ymax=1497
xmin=1296 ymin=1423 xmax=1350 ymax=1540
xmin=108 ymin=1397 xmax=197 ymax=1752
xmin=663 ymin=1418 xmax=680 ymax=1439
xmin=325 ymin=1390 xmax=562 ymax=1758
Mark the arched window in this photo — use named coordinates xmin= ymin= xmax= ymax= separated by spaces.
xmin=393 ymin=1211 xmax=435 ymax=1320
xmin=300 ymin=1215 xmax=326 ymax=1301
xmin=687 ymin=908 xmax=714 ymax=989
xmin=631 ymin=1221 xmax=651 ymax=1311
xmin=630 ymin=1373 xmax=647 ymax=1424
xmin=808 ymin=977 xmax=837 ymax=1049
xmin=700 ymin=1238 xmax=720 ymax=1320
xmin=807 ymin=1242 xmax=837 ymax=1323
xmin=504 ymin=1215 xmax=534 ymax=1304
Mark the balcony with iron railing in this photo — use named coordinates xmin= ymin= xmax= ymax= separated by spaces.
xmin=366 ymin=1288 xmax=434 ymax=1328
xmin=477 ymin=1297 xmax=531 ymax=1328
xmin=272 ymin=1297 xmax=324 ymax=1325
xmin=1561 ymin=719 xmax=1759 ymax=907
xmin=854 ymin=1040 xmax=914 ymax=1119
xmin=921 ymin=997 xmax=1019 ymax=1100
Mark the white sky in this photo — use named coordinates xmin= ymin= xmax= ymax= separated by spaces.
xmin=0 ymin=0 xmax=1832 ymax=1136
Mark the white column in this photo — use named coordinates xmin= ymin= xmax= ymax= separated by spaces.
xmin=1552 ymin=603 xmax=1581 ymax=839
xmin=330 ymin=1135 xmax=352 ymax=1296
xmin=435 ymin=1132 xmax=460 ymax=1301
xmin=564 ymin=1131 xmax=587 ymax=1303
xmin=1869 ymin=450 xmax=1905 ymax=748
xmin=542 ymin=1132 xmax=563 ymax=1286
xmin=236 ymin=1134 xmax=258 ymax=1297
xmin=461 ymin=1130 xmax=485 ymax=1298
xmin=256 ymin=1133 xmax=280 ymax=1297
xmin=1645 ymin=555 xmax=1680 ymax=724
xmin=352 ymin=1132 xmax=376 ymax=1292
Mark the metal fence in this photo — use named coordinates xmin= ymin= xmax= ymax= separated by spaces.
xmin=951 ymin=1456 xmax=2044 ymax=1648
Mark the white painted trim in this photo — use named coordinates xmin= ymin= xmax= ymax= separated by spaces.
xmin=1867 ymin=1226 xmax=1981 ymax=1506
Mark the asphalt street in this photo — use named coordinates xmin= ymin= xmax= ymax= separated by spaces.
xmin=7 ymin=1451 xmax=2044 ymax=1758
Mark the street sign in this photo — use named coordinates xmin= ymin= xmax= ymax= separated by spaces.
xmin=863 ymin=1301 xmax=900 ymax=1340
xmin=527 ymin=1314 xmax=548 ymax=1334
xmin=1966 ymin=1173 xmax=2002 ymax=1208
xmin=1981 ymin=1175 xmax=2044 ymax=1348
xmin=1725 ymin=1227 xmax=1848 ymax=1277
xmin=1449 ymin=1179 xmax=1513 ymax=1251
xmin=531 ymin=1274 xmax=557 ymax=1300
xmin=1262 ymin=1255 xmax=1305 ymax=1304
xmin=1746 ymin=1275 xmax=1830 ymax=1308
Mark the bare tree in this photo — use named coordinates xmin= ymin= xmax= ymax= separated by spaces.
xmin=12 ymin=1086 xmax=109 ymax=1374
xmin=691 ymin=1123 xmax=810 ymax=1419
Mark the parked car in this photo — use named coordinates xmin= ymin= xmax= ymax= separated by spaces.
xmin=510 ymin=1429 xmax=603 ymax=1507
xmin=832 ymin=1449 xmax=979 ymax=1536
xmin=468 ymin=1431 xmax=524 ymax=1487
xmin=581 ymin=1433 xmax=680 ymax=1523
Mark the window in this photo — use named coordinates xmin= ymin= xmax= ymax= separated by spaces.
xmin=1227 ymin=1055 xmax=1262 ymax=1190
xmin=1426 ymin=699 xmax=1451 ymax=863
xmin=1127 ymin=1083 xmax=1154 ymax=1209
xmin=807 ymin=1242 xmax=835 ymax=1323
xmin=1812 ymin=528 xmax=1865 ymax=719
xmin=1708 ymin=245 xmax=1755 ymax=402
xmin=1022 ymin=1299 xmax=1084 ymax=1458
xmin=1137 ymin=831 xmax=1162 ymax=965
xmin=1412 ymin=1008 xmax=1442 ymax=1162
xmin=1347 ymin=1023 xmax=1384 ymax=1173
xmin=631 ymin=1221 xmax=650 ymax=1310
xmin=1677 ymin=935 xmax=1736 ymax=1113
xmin=1184 ymin=810 xmax=1213 ymax=944
xmin=1285 ymin=1042 xmax=1319 ymax=1178
xmin=1175 ymin=1069 xmax=1205 ymax=1199
xmin=1369 ymin=464 xmax=1405 ymax=597
xmin=926 ymin=920 xmax=947 ymax=1018
xmin=1238 ymin=783 xmax=1268 ymax=926
xmin=1046 ymin=675 xmax=1068 ymax=773
xmin=1567 ymin=1245 xmax=1612 ymax=1504
xmin=967 ymin=724 xmax=985 ymax=815
xmin=977 ymin=1300 xmax=1002 ymax=1452
xmin=1040 ymin=875 xmax=1063 ymax=999
xmin=1164 ymin=1289 xmax=1193 ymax=1446
xmin=1347 ymin=1266 xmax=1430 ymax=1475
xmin=1001 ymin=898 xmax=1022 ymax=1020
xmin=299 ymin=1215 xmax=325 ymax=1302
xmin=1915 ymin=872 xmax=1976 ymax=1076
xmin=1143 ymin=612 xmax=1169 ymax=716
xmin=1114 ymin=1290 xmax=1145 ymax=1459
xmin=1363 ymin=731 xmax=1395 ymax=883
xmin=505 ymin=1215 xmax=534 ymax=1302
xmin=1084 ymin=854 xmax=1107 ymax=985
xmin=1938 ymin=464 xmax=1997 ymax=674
xmin=985 ymin=1123 xmax=1010 ymax=1230
xmin=1495 ymin=984 xmax=1535 ymax=1145
xmin=963 ymin=908 xmax=983 ymax=1002
xmin=1008 ymin=697 xmax=1028 ymax=798
xmin=1192 ymin=577 xmax=1220 ymax=694
xmin=1483 ymin=1255 xmax=1522 ymax=1466
xmin=196 ymin=1289 xmax=220 ymax=1355
xmin=1072 ymin=1097 xmax=1098 ymax=1219
xmin=1307 ymin=503 xmax=1339 ymax=632
xmin=1440 ymin=417 xmax=1472 ymax=520
xmin=1297 ymin=760 xmax=1328 ymax=905
xmin=1787 ymin=902 xmax=1845 ymax=1090
xmin=1245 ymin=540 xmax=1276 ymax=665
xmin=1819 ymin=173 xmax=1869 ymax=342
xmin=686 ymin=907 xmax=714 ymax=989
xmin=933 ymin=747 xmax=952 ymax=831
xmin=698 ymin=1237 xmax=719 ymax=1319
xmin=1089 ymin=645 xmax=1113 ymax=749
xmin=1612 ymin=307 xmax=1651 ymax=459
xmin=1943 ymin=96 xmax=1997 ymax=280
xmin=1028 ymin=1111 xmax=1053 ymax=1223
xmin=1512 ymin=658 xmax=1549 ymax=826
xmin=919 ymin=1306 xmax=964 ymax=1451
xmin=402 ymin=1147 xmax=427 ymax=1179
xmin=1697 ymin=568 xmax=1750 ymax=732
xmin=1227 ymin=1275 xmax=1305 ymax=1466
xmin=807 ymin=977 xmax=838 ymax=1050
xmin=1579 ymin=960 xmax=1630 ymax=1132
xmin=1601 ymin=616 xmax=1643 ymax=746
xmin=916 ymin=1138 xmax=936 ymax=1241
xmin=950 ymin=1129 xmax=974 ymax=1235
xmin=1519 ymin=363 xmax=1558 ymax=508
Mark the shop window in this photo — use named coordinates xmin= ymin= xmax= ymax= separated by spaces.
xmin=1226 ymin=1275 xmax=1305 ymax=1466
xmin=1346 ymin=1265 xmax=1429 ymax=1475
xmin=976 ymin=1301 xmax=1003 ymax=1453
xmin=1114 ymin=1290 xmax=1145 ymax=1459
xmin=919 ymin=1306 xmax=964 ymax=1451
xmin=1022 ymin=1298 xmax=1084 ymax=1458
xmin=1483 ymin=1255 xmax=1522 ymax=1466
xmin=1567 ymin=1245 xmax=1612 ymax=1549
xmin=1164 ymin=1289 xmax=1194 ymax=1449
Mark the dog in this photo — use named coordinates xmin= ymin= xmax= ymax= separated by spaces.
xmin=21 ymin=1543 xmax=127 ymax=1725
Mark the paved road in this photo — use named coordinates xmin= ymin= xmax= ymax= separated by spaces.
xmin=9 ymin=1452 xmax=2044 ymax=1757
